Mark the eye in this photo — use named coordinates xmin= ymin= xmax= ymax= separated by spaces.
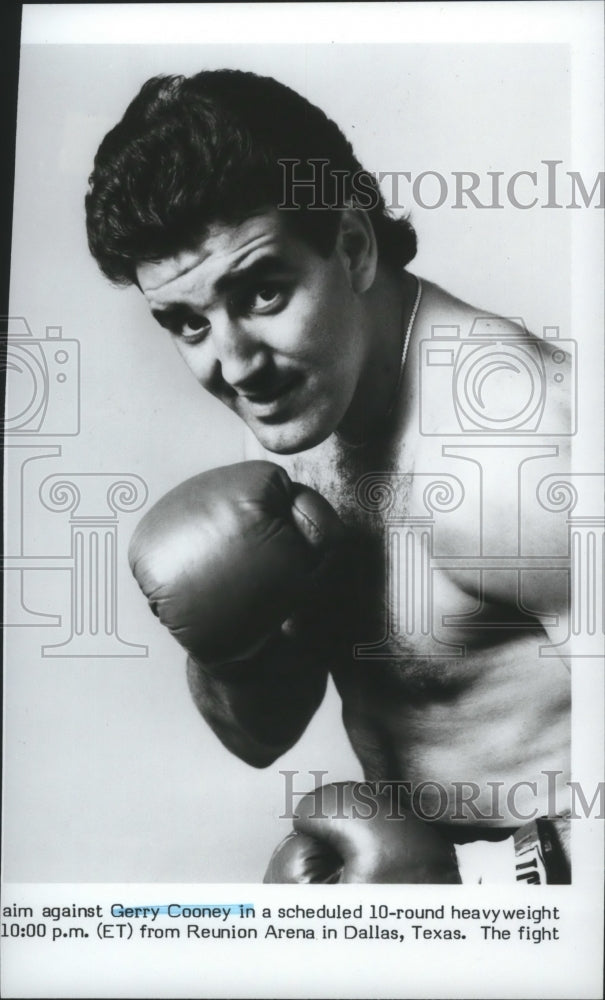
xmin=246 ymin=284 xmax=287 ymax=314
xmin=257 ymin=287 xmax=280 ymax=303
xmin=179 ymin=313 xmax=210 ymax=344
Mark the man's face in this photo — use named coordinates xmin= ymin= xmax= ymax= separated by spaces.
xmin=136 ymin=210 xmax=367 ymax=453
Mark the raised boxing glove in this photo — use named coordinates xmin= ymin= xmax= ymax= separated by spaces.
xmin=128 ymin=460 xmax=346 ymax=666
xmin=264 ymin=782 xmax=461 ymax=884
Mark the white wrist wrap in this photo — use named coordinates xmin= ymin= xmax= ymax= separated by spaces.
xmin=454 ymin=816 xmax=569 ymax=884
xmin=455 ymin=835 xmax=517 ymax=884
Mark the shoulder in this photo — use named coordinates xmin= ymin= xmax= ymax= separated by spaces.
xmin=413 ymin=278 xmax=574 ymax=438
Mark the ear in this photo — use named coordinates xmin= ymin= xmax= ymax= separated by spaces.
xmin=335 ymin=207 xmax=378 ymax=294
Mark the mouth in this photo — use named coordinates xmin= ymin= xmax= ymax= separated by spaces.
xmin=239 ymin=374 xmax=303 ymax=418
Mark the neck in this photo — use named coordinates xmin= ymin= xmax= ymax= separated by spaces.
xmin=336 ymin=267 xmax=419 ymax=446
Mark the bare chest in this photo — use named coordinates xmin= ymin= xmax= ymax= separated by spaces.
xmin=280 ymin=434 xmax=560 ymax=688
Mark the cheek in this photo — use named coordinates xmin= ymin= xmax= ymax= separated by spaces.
xmin=307 ymin=300 xmax=356 ymax=371
xmin=312 ymin=273 xmax=357 ymax=352
xmin=276 ymin=287 xmax=353 ymax=363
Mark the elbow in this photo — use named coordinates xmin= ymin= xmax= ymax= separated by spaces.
xmin=233 ymin=738 xmax=292 ymax=769
xmin=207 ymin=718 xmax=294 ymax=768
xmin=245 ymin=751 xmax=281 ymax=769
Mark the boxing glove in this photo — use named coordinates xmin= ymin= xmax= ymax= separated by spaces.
xmin=264 ymin=782 xmax=461 ymax=884
xmin=128 ymin=460 xmax=346 ymax=666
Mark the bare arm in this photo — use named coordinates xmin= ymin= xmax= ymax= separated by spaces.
xmin=430 ymin=324 xmax=574 ymax=669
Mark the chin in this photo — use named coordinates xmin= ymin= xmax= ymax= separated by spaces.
xmin=253 ymin=418 xmax=334 ymax=456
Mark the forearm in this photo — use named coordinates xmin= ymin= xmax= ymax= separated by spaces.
xmin=186 ymin=633 xmax=329 ymax=767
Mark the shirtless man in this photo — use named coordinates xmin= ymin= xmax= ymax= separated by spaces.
xmin=86 ymin=69 xmax=572 ymax=883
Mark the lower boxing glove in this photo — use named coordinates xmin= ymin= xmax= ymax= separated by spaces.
xmin=264 ymin=782 xmax=461 ymax=884
xmin=264 ymin=831 xmax=343 ymax=884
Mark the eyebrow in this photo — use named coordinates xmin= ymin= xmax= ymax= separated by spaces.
xmin=215 ymin=253 xmax=293 ymax=294
xmin=150 ymin=252 xmax=292 ymax=326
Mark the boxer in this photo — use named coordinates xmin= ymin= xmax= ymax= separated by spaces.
xmin=86 ymin=70 xmax=572 ymax=881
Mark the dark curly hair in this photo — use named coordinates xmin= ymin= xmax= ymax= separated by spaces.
xmin=85 ymin=69 xmax=417 ymax=286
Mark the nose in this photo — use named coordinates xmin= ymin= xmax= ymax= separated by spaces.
xmin=211 ymin=317 xmax=269 ymax=391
